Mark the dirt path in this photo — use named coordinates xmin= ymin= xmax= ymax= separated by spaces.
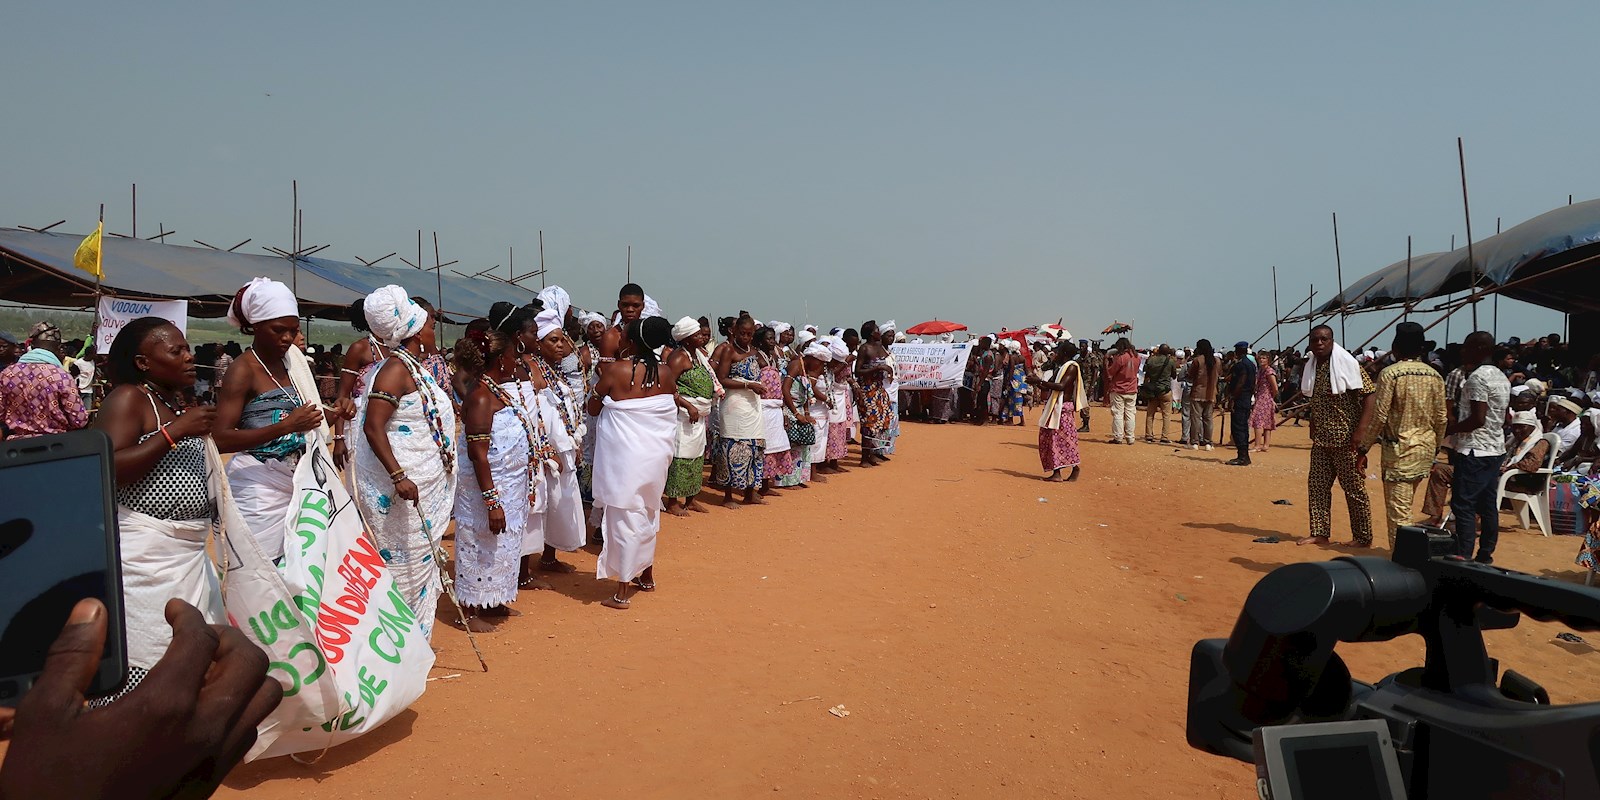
xmin=219 ymin=409 xmax=1599 ymax=799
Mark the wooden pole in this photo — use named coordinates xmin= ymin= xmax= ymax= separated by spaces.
xmin=538 ymin=230 xmax=545 ymax=289
xmin=1271 ymin=265 xmax=1281 ymax=351
xmin=1457 ymin=137 xmax=1478 ymax=331
xmin=1445 ymin=235 xmax=1455 ymax=344
xmin=626 ymin=245 xmax=632 ymax=283
xmin=433 ymin=232 xmax=444 ymax=314
xmin=1403 ymin=236 xmax=1412 ymax=321
xmin=1492 ymin=217 xmax=1501 ymax=339
xmin=290 ymin=181 xmax=299 ymax=305
xmin=1332 ymin=213 xmax=1346 ymax=342
xmin=131 ymin=183 xmax=137 ymax=240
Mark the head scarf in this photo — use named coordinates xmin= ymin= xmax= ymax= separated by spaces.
xmin=769 ymin=321 xmax=793 ymax=338
xmin=826 ymin=336 xmax=849 ymax=362
xmin=1550 ymin=396 xmax=1581 ymax=417
xmin=363 ymin=285 xmax=428 ymax=347
xmin=671 ymin=316 xmax=700 ymax=343
xmin=894 ymin=331 xmax=907 ymax=343
xmin=803 ymin=324 xmax=818 ymax=335
xmin=227 ymin=277 xmax=298 ymax=329
xmin=1524 ymin=378 xmax=1546 ymax=395
xmin=536 ymin=285 xmax=571 ymax=323
xmin=579 ymin=310 xmax=606 ymax=328
xmin=535 ymin=307 xmax=564 ymax=340
xmin=794 ymin=330 xmax=816 ymax=351
xmin=881 ymin=320 xmax=896 ymax=334
xmin=1508 ymin=410 xmax=1544 ymax=465
xmin=802 ymin=342 xmax=831 ymax=362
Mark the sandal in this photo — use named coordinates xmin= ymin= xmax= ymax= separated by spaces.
xmin=601 ymin=594 xmax=631 ymax=610
xmin=632 ymin=576 xmax=656 ymax=592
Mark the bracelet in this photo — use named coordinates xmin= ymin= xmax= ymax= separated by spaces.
xmin=484 ymin=496 xmax=503 ymax=511
xmin=465 ymin=433 xmax=492 ymax=442
xmin=389 ymin=468 xmax=408 ymax=482
xmin=481 ymin=487 xmax=500 ymax=500
xmin=332 ymin=434 xmax=346 ymax=441
xmin=159 ymin=423 xmax=178 ymax=450
xmin=370 ymin=391 xmax=401 ymax=407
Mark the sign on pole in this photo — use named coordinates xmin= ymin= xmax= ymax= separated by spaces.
xmin=888 ymin=342 xmax=973 ymax=390
xmin=95 ymin=296 xmax=187 ymax=353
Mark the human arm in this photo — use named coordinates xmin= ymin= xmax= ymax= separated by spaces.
xmin=585 ymin=364 xmax=613 ymax=416
xmin=460 ymin=386 xmax=505 ymax=533
xmin=362 ymin=360 xmax=420 ymax=505
xmin=56 ymin=373 xmax=88 ymax=430
xmin=1354 ymin=371 xmax=1393 ymax=452
xmin=1444 ymin=399 xmax=1488 ymax=436
xmin=92 ymin=388 xmax=217 ymax=485
xmin=1504 ymin=439 xmax=1549 ymax=474
xmin=781 ymin=374 xmax=800 ymax=417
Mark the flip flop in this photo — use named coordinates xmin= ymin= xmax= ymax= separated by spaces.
xmin=1252 ymin=536 xmax=1280 ymax=544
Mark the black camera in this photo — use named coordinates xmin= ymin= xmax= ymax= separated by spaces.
xmin=1187 ymin=526 xmax=1600 ymax=799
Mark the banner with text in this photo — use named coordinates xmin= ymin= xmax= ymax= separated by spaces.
xmin=889 ymin=342 xmax=973 ymax=390
xmin=96 ymin=296 xmax=188 ymax=353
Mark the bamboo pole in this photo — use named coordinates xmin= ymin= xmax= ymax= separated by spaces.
xmin=1271 ymin=265 xmax=1281 ymax=351
xmin=1458 ymin=137 xmax=1478 ymax=331
xmin=1332 ymin=213 xmax=1346 ymax=342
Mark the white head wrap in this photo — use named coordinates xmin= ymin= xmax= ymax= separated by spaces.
xmin=227 ymin=277 xmax=298 ymax=329
xmin=671 ymin=316 xmax=700 ymax=342
xmin=579 ymin=311 xmax=606 ymax=328
xmin=770 ymin=321 xmax=793 ymax=337
xmin=803 ymin=324 xmax=818 ymax=335
xmin=794 ymin=330 xmax=816 ymax=351
xmin=938 ymin=333 xmax=954 ymax=343
xmin=830 ymin=327 xmax=844 ymax=337
xmin=1524 ymin=378 xmax=1546 ymax=395
xmin=881 ymin=320 xmax=896 ymax=334
xmin=1510 ymin=385 xmax=1530 ymax=397
xmin=535 ymin=307 xmax=564 ymax=340
xmin=363 ymin=285 xmax=428 ymax=347
xmin=894 ymin=331 xmax=906 ymax=343
xmin=802 ymin=342 xmax=831 ymax=361
xmin=826 ymin=337 xmax=849 ymax=362
xmin=1507 ymin=410 xmax=1544 ymax=465
xmin=536 ymin=285 xmax=571 ymax=322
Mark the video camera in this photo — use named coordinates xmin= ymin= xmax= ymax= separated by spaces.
xmin=1187 ymin=526 xmax=1600 ymax=799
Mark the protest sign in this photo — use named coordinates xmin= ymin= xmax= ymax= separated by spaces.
xmin=215 ymin=430 xmax=435 ymax=761
xmin=95 ymin=296 xmax=187 ymax=353
xmin=889 ymin=342 xmax=973 ymax=390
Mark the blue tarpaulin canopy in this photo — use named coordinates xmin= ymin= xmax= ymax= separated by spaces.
xmin=1313 ymin=199 xmax=1600 ymax=316
xmin=0 ymin=228 xmax=537 ymax=320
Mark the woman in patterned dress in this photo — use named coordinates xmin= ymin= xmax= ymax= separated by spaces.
xmin=1249 ymin=349 xmax=1279 ymax=453
xmin=1007 ymin=342 xmax=1029 ymax=425
xmin=756 ymin=326 xmax=794 ymax=493
xmin=711 ymin=314 xmax=766 ymax=506
xmin=1030 ymin=341 xmax=1084 ymax=482
xmin=353 ymin=286 xmax=458 ymax=631
xmin=665 ymin=318 xmax=716 ymax=515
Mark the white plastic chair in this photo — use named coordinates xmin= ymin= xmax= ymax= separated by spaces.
xmin=1443 ymin=433 xmax=1561 ymax=536
xmin=1499 ymin=432 xmax=1562 ymax=536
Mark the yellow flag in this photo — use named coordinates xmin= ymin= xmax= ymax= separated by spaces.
xmin=74 ymin=221 xmax=104 ymax=279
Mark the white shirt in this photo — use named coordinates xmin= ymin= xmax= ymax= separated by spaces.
xmin=1455 ymin=364 xmax=1510 ymax=457
xmin=1554 ymin=418 xmax=1582 ymax=456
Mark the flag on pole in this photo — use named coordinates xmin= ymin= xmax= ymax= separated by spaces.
xmin=74 ymin=222 xmax=104 ymax=279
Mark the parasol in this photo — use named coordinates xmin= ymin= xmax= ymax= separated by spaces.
xmin=905 ymin=320 xmax=967 ymax=335
xmin=1035 ymin=323 xmax=1072 ymax=340
xmin=1102 ymin=320 xmax=1133 ymax=335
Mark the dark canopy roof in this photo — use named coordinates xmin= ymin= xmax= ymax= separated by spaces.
xmin=1315 ymin=199 xmax=1600 ymax=316
xmin=0 ymin=228 xmax=537 ymax=321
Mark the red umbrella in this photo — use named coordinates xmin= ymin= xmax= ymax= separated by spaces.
xmin=905 ymin=320 xmax=967 ymax=335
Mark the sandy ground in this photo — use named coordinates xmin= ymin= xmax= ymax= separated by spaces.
xmin=217 ymin=408 xmax=1600 ymax=799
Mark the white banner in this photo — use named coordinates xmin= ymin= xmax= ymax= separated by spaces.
xmin=96 ymin=296 xmax=187 ymax=353
xmin=889 ymin=342 xmax=973 ymax=390
xmin=214 ymin=433 xmax=435 ymax=761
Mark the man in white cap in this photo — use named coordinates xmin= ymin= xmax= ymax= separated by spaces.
xmin=1549 ymin=395 xmax=1583 ymax=457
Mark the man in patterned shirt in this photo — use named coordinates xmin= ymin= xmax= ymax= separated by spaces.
xmin=1299 ymin=324 xmax=1377 ymax=547
xmin=0 ymin=323 xmax=88 ymax=439
xmin=1354 ymin=322 xmax=1447 ymax=548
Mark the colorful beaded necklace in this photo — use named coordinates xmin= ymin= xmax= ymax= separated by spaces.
xmin=479 ymin=375 xmax=547 ymax=507
xmin=393 ymin=347 xmax=455 ymax=474
xmin=533 ymin=358 xmax=583 ymax=462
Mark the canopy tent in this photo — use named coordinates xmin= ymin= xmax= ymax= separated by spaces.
xmin=1310 ymin=199 xmax=1600 ymax=317
xmin=0 ymin=228 xmax=538 ymax=321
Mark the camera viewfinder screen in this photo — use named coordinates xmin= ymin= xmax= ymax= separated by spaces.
xmin=1290 ymin=744 xmax=1386 ymax=800
xmin=0 ymin=455 xmax=112 ymax=680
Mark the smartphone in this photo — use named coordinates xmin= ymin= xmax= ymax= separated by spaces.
xmin=0 ymin=429 xmax=126 ymax=706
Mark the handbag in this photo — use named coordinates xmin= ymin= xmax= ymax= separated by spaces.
xmin=786 ymin=416 xmax=816 ymax=445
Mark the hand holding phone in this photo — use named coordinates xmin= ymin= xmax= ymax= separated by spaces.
xmin=0 ymin=598 xmax=281 ymax=799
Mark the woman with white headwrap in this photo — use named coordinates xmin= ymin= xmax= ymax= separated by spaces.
xmin=754 ymin=325 xmax=793 ymax=493
xmin=816 ymin=335 xmax=857 ymax=475
xmin=524 ymin=306 xmax=588 ymax=575
xmin=215 ymin=277 xmax=331 ymax=563
xmin=710 ymin=313 xmax=767 ymax=506
xmin=770 ymin=322 xmax=796 ymax=365
xmin=778 ymin=341 xmax=831 ymax=488
xmin=880 ymin=322 xmax=904 ymax=453
xmin=664 ymin=316 xmax=716 ymax=515
xmin=353 ymin=285 xmax=458 ymax=627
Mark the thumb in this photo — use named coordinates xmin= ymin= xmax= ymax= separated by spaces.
xmin=19 ymin=598 xmax=108 ymax=722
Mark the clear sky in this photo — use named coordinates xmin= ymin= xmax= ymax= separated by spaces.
xmin=4 ymin=2 xmax=1593 ymax=348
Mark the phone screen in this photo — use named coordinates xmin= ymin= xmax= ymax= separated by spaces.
xmin=0 ymin=452 xmax=118 ymax=702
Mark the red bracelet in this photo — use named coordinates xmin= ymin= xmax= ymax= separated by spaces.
xmin=159 ymin=423 xmax=178 ymax=449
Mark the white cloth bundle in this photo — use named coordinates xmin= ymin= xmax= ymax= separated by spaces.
xmin=117 ymin=509 xmax=223 ymax=670
xmin=761 ymin=397 xmax=791 ymax=455
xmin=227 ymin=277 xmax=298 ymax=328
xmin=1300 ymin=343 xmax=1365 ymax=396
xmin=363 ymin=285 xmax=428 ymax=347
xmin=591 ymin=394 xmax=678 ymax=512
xmin=675 ymin=395 xmax=715 ymax=458
xmin=537 ymin=285 xmax=571 ymax=321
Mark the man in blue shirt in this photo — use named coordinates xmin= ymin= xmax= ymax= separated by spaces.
xmin=1226 ymin=341 xmax=1257 ymax=466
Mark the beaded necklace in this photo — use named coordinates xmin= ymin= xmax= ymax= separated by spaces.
xmin=142 ymin=382 xmax=186 ymax=415
xmin=479 ymin=376 xmax=546 ymax=506
xmin=533 ymin=358 xmax=582 ymax=451
xmin=393 ymin=347 xmax=455 ymax=474
xmin=512 ymin=377 xmax=562 ymax=471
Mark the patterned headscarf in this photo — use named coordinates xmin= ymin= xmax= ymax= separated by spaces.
xmin=363 ymin=285 xmax=428 ymax=347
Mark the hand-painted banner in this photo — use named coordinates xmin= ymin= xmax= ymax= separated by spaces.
xmin=215 ymin=430 xmax=435 ymax=761
xmin=95 ymin=296 xmax=187 ymax=353
xmin=889 ymin=342 xmax=973 ymax=390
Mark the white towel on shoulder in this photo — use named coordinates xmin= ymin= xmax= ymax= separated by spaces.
xmin=1301 ymin=343 xmax=1364 ymax=396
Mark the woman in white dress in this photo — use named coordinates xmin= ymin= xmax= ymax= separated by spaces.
xmin=353 ymin=286 xmax=457 ymax=635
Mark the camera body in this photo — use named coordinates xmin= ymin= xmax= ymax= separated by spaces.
xmin=1187 ymin=526 xmax=1600 ymax=799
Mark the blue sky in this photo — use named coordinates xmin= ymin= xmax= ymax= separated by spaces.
xmin=3 ymin=2 xmax=1592 ymax=347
